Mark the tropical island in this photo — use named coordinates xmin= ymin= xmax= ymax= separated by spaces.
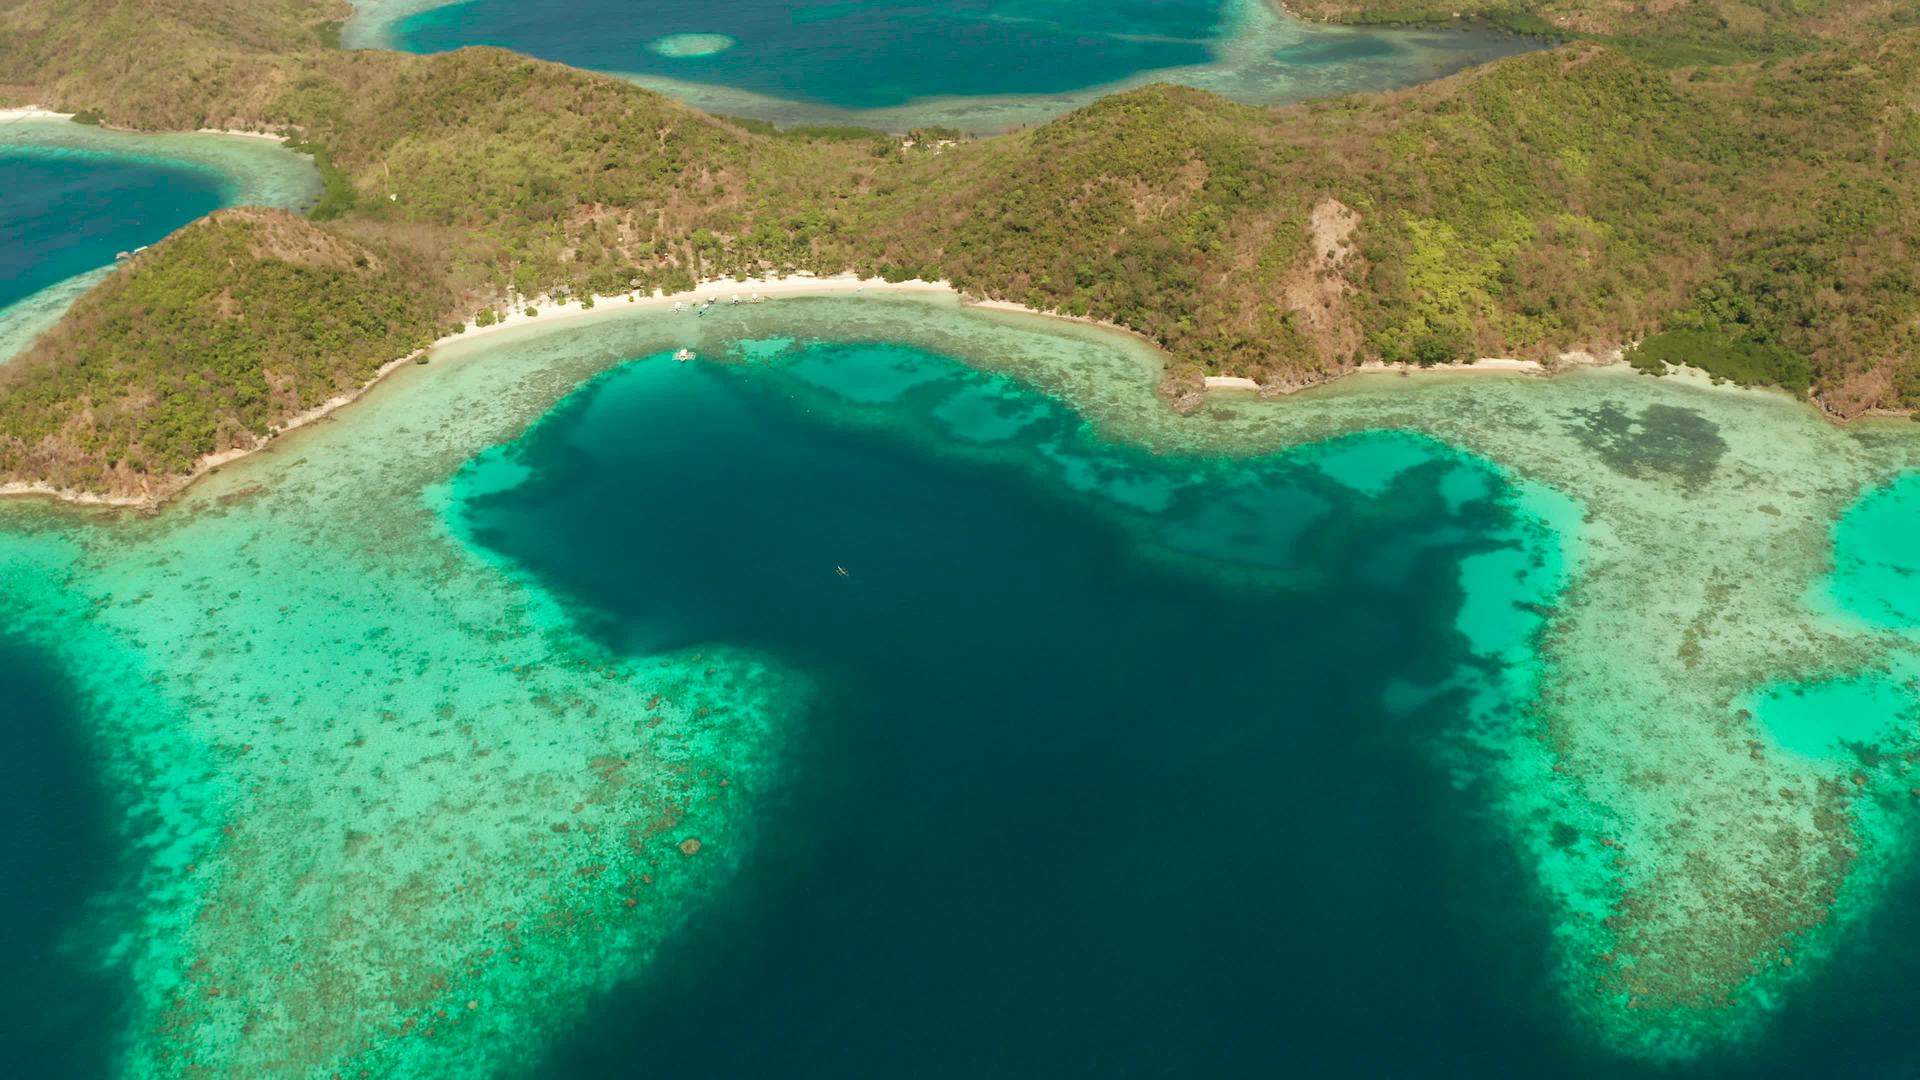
xmin=4 ymin=3 xmax=1920 ymax=1078
xmin=0 ymin=0 xmax=1915 ymax=497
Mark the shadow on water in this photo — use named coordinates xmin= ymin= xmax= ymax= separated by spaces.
xmin=0 ymin=636 xmax=126 ymax=1079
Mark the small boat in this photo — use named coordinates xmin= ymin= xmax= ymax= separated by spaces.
xmin=115 ymin=250 xmax=132 ymax=261
xmin=729 ymin=294 xmax=742 ymax=305
xmin=674 ymin=348 xmax=695 ymax=362
xmin=835 ymin=566 xmax=849 ymax=577
xmin=672 ymin=300 xmax=686 ymax=312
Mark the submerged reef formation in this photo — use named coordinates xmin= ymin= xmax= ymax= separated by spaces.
xmin=0 ymin=296 xmax=1917 ymax=1072
xmin=938 ymin=303 xmax=1920 ymax=1060
xmin=646 ymin=33 xmax=737 ymax=59
xmin=370 ymin=0 xmax=1535 ymax=129
xmin=592 ymin=297 xmax=1920 ymax=1060
xmin=0 ymin=316 xmax=798 ymax=1076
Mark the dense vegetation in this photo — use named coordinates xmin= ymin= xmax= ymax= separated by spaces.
xmin=1287 ymin=0 xmax=1920 ymax=64
xmin=0 ymin=0 xmax=340 ymax=129
xmin=1628 ymin=330 xmax=1812 ymax=393
xmin=0 ymin=209 xmax=445 ymax=494
xmin=0 ymin=0 xmax=1917 ymax=496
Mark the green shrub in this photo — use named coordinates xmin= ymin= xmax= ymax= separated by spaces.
xmin=1629 ymin=330 xmax=1812 ymax=394
xmin=281 ymin=137 xmax=359 ymax=221
xmin=0 ymin=211 xmax=445 ymax=491
xmin=1411 ymin=332 xmax=1464 ymax=366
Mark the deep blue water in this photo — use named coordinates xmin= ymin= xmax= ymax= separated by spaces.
xmin=0 ymin=147 xmax=228 ymax=310
xmin=390 ymin=0 xmax=1534 ymax=114
xmin=453 ymin=346 xmax=1556 ymax=1075
xmin=0 ymin=635 xmax=125 ymax=1079
xmin=398 ymin=0 xmax=1220 ymax=108
xmin=454 ymin=342 xmax=1920 ymax=1078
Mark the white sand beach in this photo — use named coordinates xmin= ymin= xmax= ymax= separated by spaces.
xmin=1 ymin=105 xmax=291 ymax=143
xmin=0 ymin=269 xmax=1629 ymax=509
xmin=0 ymin=274 xmax=959 ymax=507
xmin=0 ymin=106 xmax=73 ymax=123
xmin=1356 ymin=357 xmax=1547 ymax=377
xmin=436 ymin=272 xmax=956 ymax=351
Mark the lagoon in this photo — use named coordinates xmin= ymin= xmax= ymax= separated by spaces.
xmin=457 ymin=344 xmax=1580 ymax=1076
xmin=0 ymin=150 xmax=224 ymax=312
xmin=2 ymin=296 xmax=1919 ymax=1075
xmin=0 ymin=120 xmax=321 ymax=362
xmin=355 ymin=0 xmax=1541 ymax=130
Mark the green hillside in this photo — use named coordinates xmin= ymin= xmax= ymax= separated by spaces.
xmin=0 ymin=0 xmax=1916 ymax=496
xmin=0 ymin=209 xmax=445 ymax=494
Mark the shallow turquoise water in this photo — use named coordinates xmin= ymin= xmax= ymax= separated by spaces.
xmin=0 ymin=123 xmax=320 ymax=363
xmin=379 ymin=0 xmax=1541 ymax=128
xmin=1741 ymin=469 xmax=1920 ymax=766
xmin=438 ymin=340 xmax=1920 ymax=1077
xmin=4 ymin=313 xmax=1920 ymax=1072
xmin=454 ymin=343 xmax=1565 ymax=1074
xmin=400 ymin=0 xmax=1213 ymax=107
xmin=1750 ymin=674 xmax=1919 ymax=764
xmin=1827 ymin=471 xmax=1920 ymax=632
xmin=0 ymin=147 xmax=227 ymax=310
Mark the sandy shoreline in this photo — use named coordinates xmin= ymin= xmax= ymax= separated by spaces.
xmin=1 ymin=105 xmax=290 ymax=143
xmin=433 ymin=272 xmax=955 ymax=353
xmin=194 ymin=127 xmax=290 ymax=142
xmin=0 ymin=269 xmax=1641 ymax=510
xmin=0 ymin=268 xmax=1644 ymax=511
xmin=0 ymin=106 xmax=72 ymax=123
xmin=1203 ymin=357 xmax=1551 ymax=393
xmin=0 ymin=274 xmax=957 ymax=509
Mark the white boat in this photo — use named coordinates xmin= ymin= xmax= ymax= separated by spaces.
xmin=674 ymin=348 xmax=695 ymax=362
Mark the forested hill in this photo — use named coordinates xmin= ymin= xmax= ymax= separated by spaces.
xmin=0 ymin=209 xmax=445 ymax=495
xmin=0 ymin=0 xmax=343 ymax=129
xmin=0 ymin=0 xmax=1917 ymax=498
xmin=881 ymin=37 xmax=1920 ymax=403
xmin=1287 ymin=0 xmax=1918 ymax=58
